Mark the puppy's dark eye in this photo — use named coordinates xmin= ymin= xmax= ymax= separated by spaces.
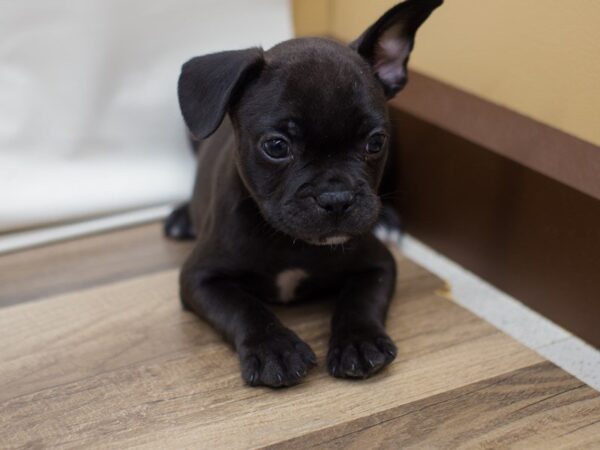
xmin=366 ymin=133 xmax=387 ymax=154
xmin=262 ymin=138 xmax=291 ymax=160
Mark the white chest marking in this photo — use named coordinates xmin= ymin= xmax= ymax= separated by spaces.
xmin=276 ymin=268 xmax=309 ymax=303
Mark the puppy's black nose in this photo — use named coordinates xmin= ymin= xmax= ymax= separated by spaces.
xmin=315 ymin=191 xmax=355 ymax=214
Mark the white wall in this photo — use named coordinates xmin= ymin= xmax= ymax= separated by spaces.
xmin=0 ymin=0 xmax=292 ymax=250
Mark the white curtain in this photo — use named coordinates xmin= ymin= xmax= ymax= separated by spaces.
xmin=0 ymin=0 xmax=292 ymax=251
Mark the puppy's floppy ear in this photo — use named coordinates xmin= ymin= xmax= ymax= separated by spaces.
xmin=351 ymin=0 xmax=442 ymax=98
xmin=178 ymin=47 xmax=264 ymax=139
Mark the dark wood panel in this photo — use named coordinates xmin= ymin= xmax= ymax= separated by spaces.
xmin=390 ymin=108 xmax=600 ymax=348
xmin=0 ymin=223 xmax=194 ymax=307
xmin=392 ymin=71 xmax=600 ymax=201
xmin=269 ymin=362 xmax=600 ymax=449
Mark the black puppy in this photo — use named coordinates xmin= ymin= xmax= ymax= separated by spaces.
xmin=166 ymin=0 xmax=442 ymax=387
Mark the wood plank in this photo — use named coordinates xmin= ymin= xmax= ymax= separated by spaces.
xmin=0 ymin=223 xmax=194 ymax=307
xmin=270 ymin=362 xmax=600 ymax=449
xmin=0 ymin=254 xmax=435 ymax=402
xmin=0 ymin=253 xmax=553 ymax=449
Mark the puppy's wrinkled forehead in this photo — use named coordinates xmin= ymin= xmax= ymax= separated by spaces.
xmin=236 ymin=38 xmax=388 ymax=142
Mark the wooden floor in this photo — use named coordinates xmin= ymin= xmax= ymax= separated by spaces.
xmin=1 ymin=223 xmax=599 ymax=449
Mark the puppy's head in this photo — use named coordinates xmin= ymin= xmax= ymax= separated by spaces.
xmin=178 ymin=0 xmax=442 ymax=245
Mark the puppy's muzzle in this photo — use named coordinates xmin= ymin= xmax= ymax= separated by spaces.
xmin=315 ymin=190 xmax=355 ymax=215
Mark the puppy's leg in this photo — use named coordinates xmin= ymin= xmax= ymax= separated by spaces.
xmin=328 ymin=243 xmax=397 ymax=379
xmin=181 ymin=268 xmax=317 ymax=387
xmin=164 ymin=203 xmax=196 ymax=240
xmin=373 ymin=204 xmax=403 ymax=245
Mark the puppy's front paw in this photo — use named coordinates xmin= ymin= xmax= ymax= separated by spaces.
xmin=328 ymin=329 xmax=397 ymax=379
xmin=239 ymin=327 xmax=317 ymax=388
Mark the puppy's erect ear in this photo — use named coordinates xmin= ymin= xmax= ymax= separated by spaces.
xmin=178 ymin=48 xmax=264 ymax=139
xmin=351 ymin=0 xmax=442 ymax=98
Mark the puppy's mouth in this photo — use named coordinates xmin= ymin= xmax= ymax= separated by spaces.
xmin=307 ymin=234 xmax=351 ymax=246
xmin=260 ymin=187 xmax=381 ymax=246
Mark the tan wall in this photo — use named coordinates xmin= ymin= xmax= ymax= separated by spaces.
xmin=292 ymin=0 xmax=600 ymax=146
xmin=292 ymin=0 xmax=331 ymax=37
